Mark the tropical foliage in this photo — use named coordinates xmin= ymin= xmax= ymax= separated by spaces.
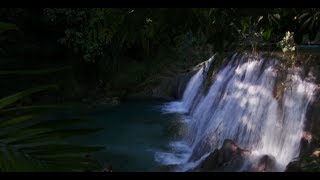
xmin=0 ymin=8 xmax=319 ymax=171
xmin=0 ymin=84 xmax=104 ymax=172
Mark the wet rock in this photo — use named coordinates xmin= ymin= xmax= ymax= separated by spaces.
xmin=249 ymin=155 xmax=276 ymax=172
xmin=194 ymin=139 xmax=252 ymax=172
xmin=188 ymin=136 xmax=217 ymax=162
xmin=285 ymin=160 xmax=302 ymax=172
xmin=240 ymin=149 xmax=252 ymax=158
xmin=273 ymin=72 xmax=286 ymax=103
xmin=285 ymin=148 xmax=320 ymax=172
xmin=220 ymin=139 xmax=241 ymax=161
xmin=163 ymin=118 xmax=188 ymax=139
xmin=312 ymin=149 xmax=320 ymax=157
xmin=197 ymin=149 xmax=220 ymax=171
xmin=301 ymin=88 xmax=320 ymax=156
xmin=150 ymin=71 xmax=196 ymax=100
xmin=128 ymin=67 xmax=198 ymax=101
xmin=171 ymin=71 xmax=196 ymax=99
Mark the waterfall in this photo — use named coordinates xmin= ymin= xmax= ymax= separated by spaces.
xmin=162 ymin=56 xmax=214 ymax=114
xmin=157 ymin=54 xmax=317 ymax=171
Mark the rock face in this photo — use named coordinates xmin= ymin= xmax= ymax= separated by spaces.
xmin=194 ymin=139 xmax=252 ymax=172
xmin=171 ymin=71 xmax=197 ymax=99
xmin=285 ymin=160 xmax=303 ymax=172
xmin=249 ymin=155 xmax=276 ymax=172
xmin=302 ymin=89 xmax=320 ymax=156
xmin=285 ymin=148 xmax=320 ymax=172
xmin=127 ymin=57 xmax=217 ymax=101
xmin=286 ymin=77 xmax=320 ymax=172
xmin=151 ymin=70 xmax=197 ymax=100
xmin=126 ymin=68 xmax=198 ymax=101
xmin=163 ymin=118 xmax=188 ymax=139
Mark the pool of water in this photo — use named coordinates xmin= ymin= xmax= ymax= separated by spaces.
xmin=69 ymin=100 xmax=180 ymax=172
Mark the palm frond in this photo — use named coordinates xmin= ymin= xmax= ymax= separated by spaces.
xmin=0 ymin=21 xmax=18 ymax=32
xmin=0 ymin=85 xmax=104 ymax=172
xmin=0 ymin=85 xmax=58 ymax=109
xmin=0 ymin=66 xmax=71 ymax=75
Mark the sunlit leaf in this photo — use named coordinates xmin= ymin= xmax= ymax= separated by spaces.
xmin=273 ymin=13 xmax=280 ymax=20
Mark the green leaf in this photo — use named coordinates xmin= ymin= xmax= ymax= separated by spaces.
xmin=7 ymin=128 xmax=102 ymax=146
xmin=0 ymin=85 xmax=58 ymax=110
xmin=262 ymin=28 xmax=272 ymax=41
xmin=0 ymin=22 xmax=18 ymax=32
xmin=0 ymin=103 xmax=86 ymax=115
xmin=309 ymin=16 xmax=315 ymax=31
xmin=0 ymin=118 xmax=93 ymax=141
xmin=27 ymin=118 xmax=90 ymax=129
xmin=20 ymin=144 xmax=104 ymax=155
xmin=0 ymin=66 xmax=71 ymax=75
xmin=301 ymin=17 xmax=312 ymax=30
xmin=298 ymin=12 xmax=310 ymax=20
xmin=0 ymin=127 xmax=50 ymax=143
xmin=0 ymin=148 xmax=10 ymax=171
xmin=0 ymin=114 xmax=34 ymax=129
xmin=1 ymin=143 xmax=101 ymax=171
xmin=0 ymin=146 xmax=31 ymax=171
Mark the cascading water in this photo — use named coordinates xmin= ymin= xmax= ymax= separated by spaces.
xmin=156 ymin=53 xmax=317 ymax=172
xmin=162 ymin=57 xmax=214 ymax=114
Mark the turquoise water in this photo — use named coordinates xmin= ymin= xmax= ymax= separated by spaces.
xmin=70 ymin=100 xmax=179 ymax=172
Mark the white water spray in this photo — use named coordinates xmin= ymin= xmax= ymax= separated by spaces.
xmin=158 ymin=54 xmax=317 ymax=171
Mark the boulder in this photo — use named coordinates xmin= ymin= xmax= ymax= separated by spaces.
xmin=285 ymin=160 xmax=302 ymax=172
xmin=312 ymin=149 xmax=320 ymax=157
xmin=197 ymin=149 xmax=220 ymax=171
xmin=194 ymin=139 xmax=252 ymax=172
xmin=249 ymin=155 xmax=276 ymax=172
xmin=285 ymin=148 xmax=320 ymax=172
